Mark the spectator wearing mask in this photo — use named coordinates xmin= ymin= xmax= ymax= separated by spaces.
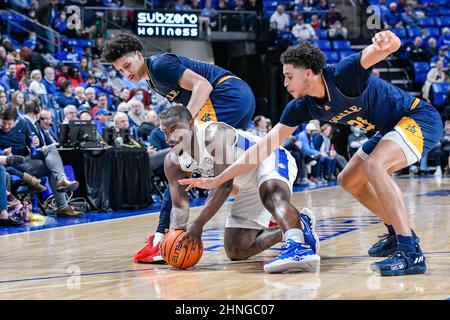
xmin=292 ymin=16 xmax=317 ymax=42
xmin=106 ymin=67 xmax=124 ymax=96
xmin=42 ymin=67 xmax=57 ymax=96
xmin=29 ymin=69 xmax=47 ymax=96
xmin=128 ymin=98 xmax=146 ymax=128
xmin=270 ymin=5 xmax=290 ymax=32
xmin=347 ymin=126 xmax=368 ymax=158
xmin=84 ymin=87 xmax=97 ymax=109
xmin=23 ymin=32 xmax=40 ymax=51
xmin=56 ymin=80 xmax=79 ymax=108
xmin=1 ymin=62 xmax=19 ymax=91
xmin=0 ymin=105 xmax=82 ymax=217
xmin=129 ymin=88 xmax=150 ymax=108
xmin=422 ymin=60 xmax=447 ymax=102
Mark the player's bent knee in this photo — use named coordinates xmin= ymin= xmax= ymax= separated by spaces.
xmin=225 ymin=245 xmax=251 ymax=261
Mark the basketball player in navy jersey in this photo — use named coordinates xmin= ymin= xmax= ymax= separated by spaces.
xmin=102 ymin=34 xmax=257 ymax=263
xmin=180 ymin=30 xmax=443 ymax=276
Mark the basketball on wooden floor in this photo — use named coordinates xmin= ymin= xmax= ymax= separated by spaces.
xmin=159 ymin=229 xmax=203 ymax=269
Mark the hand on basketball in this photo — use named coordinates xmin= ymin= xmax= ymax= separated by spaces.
xmin=175 ymin=222 xmax=203 ymax=250
xmin=372 ymin=30 xmax=401 ymax=52
xmin=178 ymin=177 xmax=220 ymax=191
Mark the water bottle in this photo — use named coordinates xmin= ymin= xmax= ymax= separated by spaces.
xmin=22 ymin=200 xmax=31 ymax=223
xmin=30 ymin=133 xmax=37 ymax=158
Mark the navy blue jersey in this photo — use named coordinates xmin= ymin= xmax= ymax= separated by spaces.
xmin=145 ymin=53 xmax=233 ymax=104
xmin=280 ymin=52 xmax=422 ymax=133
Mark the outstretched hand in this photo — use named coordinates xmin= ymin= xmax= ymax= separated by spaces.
xmin=372 ymin=30 xmax=401 ymax=52
xmin=178 ymin=177 xmax=220 ymax=191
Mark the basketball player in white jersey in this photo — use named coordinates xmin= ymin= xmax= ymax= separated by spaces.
xmin=160 ymin=105 xmax=320 ymax=273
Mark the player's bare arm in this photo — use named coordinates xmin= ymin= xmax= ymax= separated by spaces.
xmin=178 ymin=69 xmax=213 ymax=118
xmin=165 ymin=153 xmax=190 ymax=229
xmin=360 ymin=30 xmax=401 ymax=69
xmin=179 ymin=124 xmax=235 ymax=248
xmin=179 ymin=123 xmax=297 ymax=189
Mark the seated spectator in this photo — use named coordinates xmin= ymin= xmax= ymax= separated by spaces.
xmin=149 ymin=126 xmax=170 ymax=151
xmin=200 ymin=0 xmax=217 ymax=35
xmin=113 ymin=87 xmax=130 ymax=110
xmin=283 ymin=135 xmax=311 ymax=186
xmin=1 ymin=62 xmax=19 ymax=91
xmin=0 ymin=105 xmax=82 ymax=217
xmin=441 ymin=120 xmax=450 ymax=174
xmin=404 ymin=37 xmax=429 ymax=65
xmin=81 ymin=74 xmax=97 ymax=89
xmin=63 ymin=105 xmax=79 ymax=124
xmin=56 ymin=80 xmax=79 ymax=108
xmin=315 ymin=0 xmax=329 ymax=11
xmin=128 ymin=98 xmax=146 ymax=128
xmin=29 ymin=69 xmax=47 ymax=96
xmin=42 ymin=67 xmax=57 ymax=96
xmin=325 ymin=4 xmax=348 ymax=39
xmin=19 ymin=47 xmax=49 ymax=73
xmin=94 ymin=75 xmax=114 ymax=107
xmin=431 ymin=49 xmax=449 ymax=68
xmin=90 ymin=93 xmax=108 ymax=118
xmin=248 ymin=115 xmax=269 ymax=137
xmin=106 ymin=67 xmax=124 ymax=97
xmin=23 ymin=32 xmax=40 ymax=51
xmin=426 ymin=38 xmax=439 ymax=60
xmin=74 ymin=86 xmax=87 ymax=107
xmin=37 ymin=108 xmax=59 ymax=145
xmin=0 ymin=90 xmax=7 ymax=108
xmin=117 ymin=102 xmax=130 ymax=113
xmin=10 ymin=90 xmax=25 ymax=113
xmin=292 ymin=16 xmax=318 ymax=42
xmin=79 ymin=57 xmax=90 ymax=81
xmin=438 ymin=28 xmax=450 ymax=50
xmin=67 ymin=67 xmax=84 ymax=88
xmin=129 ymin=88 xmax=150 ymax=108
xmin=347 ymin=126 xmax=368 ymax=158
xmin=78 ymin=106 xmax=93 ymax=121
xmin=298 ymin=123 xmax=323 ymax=183
xmin=94 ymin=109 xmax=112 ymax=135
xmin=422 ymin=60 xmax=447 ymax=102
xmin=84 ymin=87 xmax=97 ymax=109
xmin=310 ymin=14 xmax=321 ymax=30
xmin=270 ymin=5 xmax=290 ymax=32
xmin=139 ymin=110 xmax=159 ymax=141
xmin=383 ymin=2 xmax=403 ymax=30
xmin=401 ymin=4 xmax=420 ymax=28
xmin=313 ymin=123 xmax=337 ymax=181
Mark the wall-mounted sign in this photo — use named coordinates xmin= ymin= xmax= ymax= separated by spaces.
xmin=134 ymin=11 xmax=199 ymax=38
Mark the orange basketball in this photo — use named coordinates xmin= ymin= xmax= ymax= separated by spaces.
xmin=159 ymin=229 xmax=203 ymax=269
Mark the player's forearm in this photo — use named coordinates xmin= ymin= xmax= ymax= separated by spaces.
xmin=186 ymin=80 xmax=213 ymax=119
xmin=194 ymin=183 xmax=233 ymax=227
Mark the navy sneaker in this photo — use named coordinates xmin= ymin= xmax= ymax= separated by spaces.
xmin=370 ymin=248 xmax=426 ymax=276
xmin=263 ymin=239 xmax=320 ymax=273
xmin=300 ymin=208 xmax=320 ymax=254
xmin=368 ymin=233 xmax=397 ymax=257
xmin=368 ymin=233 xmax=420 ymax=257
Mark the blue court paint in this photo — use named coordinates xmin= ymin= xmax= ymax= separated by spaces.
xmin=417 ymin=189 xmax=450 ymax=197
xmin=0 ymin=181 xmax=339 ymax=236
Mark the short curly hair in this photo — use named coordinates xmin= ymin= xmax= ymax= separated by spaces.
xmin=102 ymin=33 xmax=144 ymax=63
xmin=280 ymin=42 xmax=326 ymax=74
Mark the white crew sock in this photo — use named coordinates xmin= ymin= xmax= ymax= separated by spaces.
xmin=153 ymin=232 xmax=165 ymax=246
xmin=284 ymin=228 xmax=305 ymax=244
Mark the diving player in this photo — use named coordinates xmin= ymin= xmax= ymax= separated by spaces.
xmin=160 ymin=105 xmax=320 ymax=273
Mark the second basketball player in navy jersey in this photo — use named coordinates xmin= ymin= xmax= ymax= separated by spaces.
xmin=180 ymin=30 xmax=443 ymax=276
xmin=102 ymin=34 xmax=256 ymax=263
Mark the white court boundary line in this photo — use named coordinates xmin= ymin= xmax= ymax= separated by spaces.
xmin=0 ymin=185 xmax=340 ymax=238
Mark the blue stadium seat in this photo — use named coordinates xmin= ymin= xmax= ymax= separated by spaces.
xmin=427 ymin=27 xmax=440 ymax=38
xmin=406 ymin=27 xmax=421 ymax=38
xmin=339 ymin=51 xmax=355 ymax=60
xmin=332 ymin=40 xmax=352 ymax=51
xmin=413 ymin=62 xmax=430 ymax=84
xmin=434 ymin=17 xmax=442 ymax=27
xmin=314 ymin=40 xmax=331 ymax=51
xmin=391 ymin=27 xmax=407 ymax=38
xmin=431 ymin=83 xmax=450 ymax=106
xmin=315 ymin=29 xmax=328 ymax=39
xmin=441 ymin=16 xmax=450 ymax=26
xmin=445 ymin=50 xmax=450 ymax=61
xmin=324 ymin=51 xmax=339 ymax=64
xmin=419 ymin=17 xmax=435 ymax=27
xmin=440 ymin=9 xmax=450 ymax=16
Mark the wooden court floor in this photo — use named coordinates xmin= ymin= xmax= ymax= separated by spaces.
xmin=0 ymin=177 xmax=448 ymax=300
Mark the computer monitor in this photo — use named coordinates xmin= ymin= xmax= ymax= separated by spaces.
xmin=59 ymin=121 xmax=102 ymax=148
